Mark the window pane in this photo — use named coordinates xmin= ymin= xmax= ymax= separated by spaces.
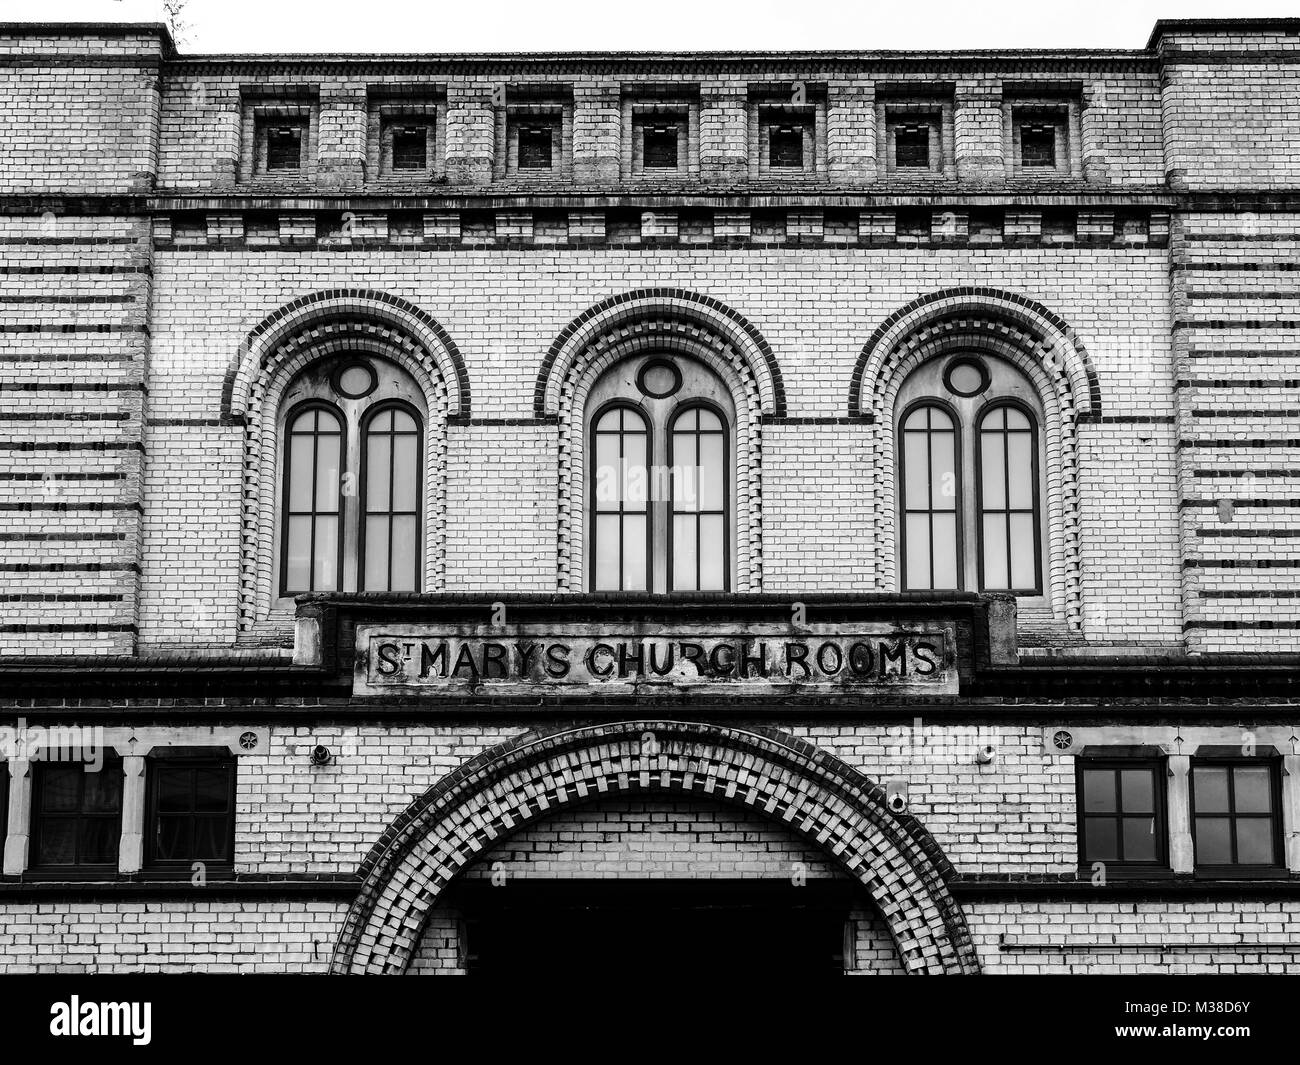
xmin=366 ymin=433 xmax=392 ymax=510
xmin=1083 ymin=818 xmax=1117 ymax=862
xmin=621 ymin=513 xmax=648 ymax=591
xmin=594 ymin=514 xmax=620 ymax=589
xmin=37 ymin=820 xmax=76 ymax=865
xmin=364 ymin=515 xmax=390 ymax=590
xmin=82 ymin=767 xmax=121 ymax=812
xmin=1122 ymin=818 xmax=1157 ymax=862
xmin=1009 ymin=513 xmax=1037 ymax=589
xmin=155 ymin=815 xmax=188 ymax=862
xmin=392 ymin=435 xmax=419 ymax=512
xmin=194 ymin=816 xmax=231 ymax=861
xmin=194 ymin=768 xmax=229 ymax=812
xmin=285 ymin=515 xmax=312 ymax=591
xmin=904 ymin=513 xmax=932 ymax=589
xmin=903 ymin=432 xmax=929 ymax=511
xmin=389 ymin=515 xmax=418 ymax=591
xmin=1194 ymin=766 xmax=1230 ymax=813
xmin=41 ymin=766 xmax=80 ymax=812
xmin=929 ymin=429 xmax=956 ymax=510
xmin=313 ymin=515 xmax=339 ymax=591
xmin=671 ymin=514 xmax=694 ymax=590
xmin=1195 ymin=816 xmax=1232 ymax=863
xmin=315 ymin=432 xmax=340 ymax=511
xmin=156 ymin=768 xmax=191 ymax=813
xmin=931 ymin=513 xmax=958 ymax=588
xmin=1234 ymin=767 xmax=1273 ymax=813
xmin=1007 ymin=430 xmax=1034 ymax=509
xmin=982 ymin=514 xmax=1008 ymax=589
xmin=1120 ymin=769 xmax=1154 ymax=814
xmin=79 ymin=817 xmax=120 ymax=865
xmin=981 ymin=432 xmax=1006 ymax=510
xmin=699 ymin=434 xmax=724 ymax=511
xmin=287 ymin=429 xmax=316 ymax=510
xmin=1082 ymin=769 xmax=1115 ymax=812
xmin=698 ymin=514 xmax=725 ymax=590
xmin=1236 ymin=819 xmax=1275 ymax=865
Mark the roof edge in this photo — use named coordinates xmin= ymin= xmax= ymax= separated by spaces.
xmin=1147 ymin=17 xmax=1300 ymax=49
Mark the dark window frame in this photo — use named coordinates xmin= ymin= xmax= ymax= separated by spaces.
xmin=517 ymin=124 xmax=556 ymax=171
xmin=974 ymin=398 xmax=1044 ymax=595
xmin=767 ymin=124 xmax=805 ymax=169
xmin=357 ymin=399 xmax=424 ymax=593
xmin=641 ymin=124 xmax=680 ymax=170
xmin=30 ymin=758 xmax=123 ymax=876
xmin=1189 ymin=756 xmax=1286 ymax=876
xmin=666 ymin=400 xmax=732 ymax=593
xmin=279 ymin=400 xmax=347 ymax=597
xmin=894 ymin=123 xmax=932 ymax=169
xmin=264 ymin=122 xmax=307 ymax=172
xmin=389 ymin=123 xmax=431 ymax=172
xmin=1075 ymin=758 xmax=1169 ymax=872
xmin=898 ymin=399 xmax=963 ymax=592
xmin=1019 ymin=122 xmax=1057 ymax=169
xmin=589 ymin=401 xmax=653 ymax=593
xmin=145 ymin=753 xmax=237 ymax=875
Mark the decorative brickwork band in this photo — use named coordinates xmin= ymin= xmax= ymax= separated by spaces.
xmin=538 ymin=289 xmax=783 ymax=592
xmin=851 ymin=288 xmax=1098 ymax=631
xmin=330 ymin=720 xmax=981 ymax=975
xmin=229 ymin=290 xmax=468 ymax=632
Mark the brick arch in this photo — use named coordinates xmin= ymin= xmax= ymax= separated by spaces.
xmin=231 ymin=291 xmax=467 ymax=632
xmin=227 ymin=288 xmax=470 ymax=420
xmin=850 ymin=289 xmax=1094 ymax=628
xmin=541 ymin=291 xmax=783 ymax=591
xmin=330 ymin=720 xmax=981 ymax=975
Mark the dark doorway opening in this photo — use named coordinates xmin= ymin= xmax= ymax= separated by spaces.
xmin=448 ymin=878 xmax=858 ymax=976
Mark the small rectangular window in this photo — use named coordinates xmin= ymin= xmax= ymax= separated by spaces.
xmin=147 ymin=755 xmax=236 ymax=869
xmin=1078 ymin=760 xmax=1166 ymax=868
xmin=1191 ymin=760 xmax=1282 ymax=869
xmin=391 ymin=125 xmax=429 ymax=171
xmin=266 ymin=125 xmax=305 ymax=171
xmin=32 ymin=758 xmax=122 ymax=871
xmin=894 ymin=124 xmax=931 ymax=169
xmin=642 ymin=125 xmax=678 ymax=170
xmin=1020 ymin=124 xmax=1056 ymax=168
xmin=518 ymin=125 xmax=554 ymax=171
xmin=768 ymin=125 xmax=804 ymax=169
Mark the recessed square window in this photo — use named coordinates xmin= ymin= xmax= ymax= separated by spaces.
xmin=894 ymin=124 xmax=931 ymax=169
xmin=147 ymin=755 xmax=236 ymax=870
xmin=642 ymin=125 xmax=678 ymax=170
xmin=1020 ymin=123 xmax=1057 ymax=168
xmin=390 ymin=124 xmax=429 ymax=171
xmin=768 ymin=125 xmax=804 ymax=169
xmin=1078 ymin=760 xmax=1166 ymax=868
xmin=265 ymin=124 xmax=305 ymax=171
xmin=32 ymin=758 xmax=123 ymax=871
xmin=1191 ymin=760 xmax=1282 ymax=869
xmin=517 ymin=125 xmax=555 ymax=171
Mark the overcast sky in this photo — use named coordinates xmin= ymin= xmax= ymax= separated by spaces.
xmin=5 ymin=0 xmax=1293 ymax=53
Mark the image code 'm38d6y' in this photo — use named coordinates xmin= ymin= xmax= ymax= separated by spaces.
xmin=0 ymin=15 xmax=1296 ymax=979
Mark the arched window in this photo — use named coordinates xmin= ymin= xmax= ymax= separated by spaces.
xmin=277 ymin=357 xmax=425 ymax=598
xmin=977 ymin=403 xmax=1041 ymax=592
xmin=283 ymin=404 xmax=344 ymax=593
xmin=896 ymin=354 xmax=1044 ymax=596
xmin=899 ymin=403 xmax=959 ymax=590
xmin=585 ymin=356 xmax=735 ymax=592
xmin=592 ymin=404 xmax=650 ymax=591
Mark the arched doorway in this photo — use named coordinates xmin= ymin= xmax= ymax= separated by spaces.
xmin=331 ymin=720 xmax=980 ymax=975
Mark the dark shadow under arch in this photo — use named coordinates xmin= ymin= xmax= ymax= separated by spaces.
xmin=331 ymin=720 xmax=980 ymax=975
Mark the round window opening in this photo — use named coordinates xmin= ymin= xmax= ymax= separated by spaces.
xmin=334 ymin=361 xmax=378 ymax=400
xmin=944 ymin=357 xmax=990 ymax=398
xmin=636 ymin=359 xmax=682 ymax=399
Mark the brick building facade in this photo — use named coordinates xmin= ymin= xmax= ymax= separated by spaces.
xmin=0 ymin=18 xmax=1296 ymax=974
